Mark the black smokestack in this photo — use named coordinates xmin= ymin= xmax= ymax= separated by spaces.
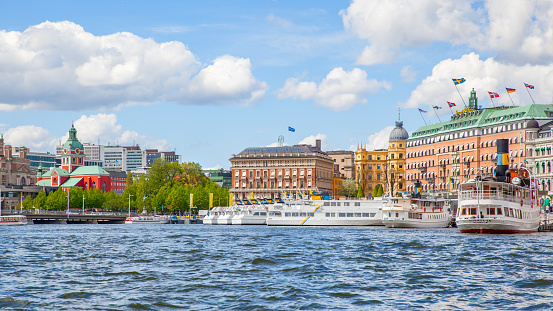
xmin=495 ymin=139 xmax=509 ymax=182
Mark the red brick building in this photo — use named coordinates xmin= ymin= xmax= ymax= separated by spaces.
xmin=36 ymin=124 xmax=111 ymax=191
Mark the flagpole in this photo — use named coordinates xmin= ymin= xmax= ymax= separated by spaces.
xmin=454 ymin=85 xmax=468 ymax=109
xmin=489 ymin=96 xmax=496 ymax=107
xmin=524 ymin=83 xmax=536 ymax=105
xmin=506 ymin=88 xmax=516 ymax=106
xmin=447 ymin=102 xmax=454 ymax=115
xmin=419 ymin=110 xmax=427 ymax=125
xmin=433 ymin=107 xmax=442 ymax=122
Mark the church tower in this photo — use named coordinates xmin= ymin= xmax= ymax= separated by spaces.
xmin=60 ymin=124 xmax=85 ymax=173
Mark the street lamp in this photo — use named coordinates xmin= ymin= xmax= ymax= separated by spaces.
xmin=82 ymin=194 xmax=85 ymax=214
xmin=128 ymin=194 xmax=134 ymax=217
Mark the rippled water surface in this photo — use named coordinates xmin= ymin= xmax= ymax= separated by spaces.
xmin=2 ymin=225 xmax=553 ymax=310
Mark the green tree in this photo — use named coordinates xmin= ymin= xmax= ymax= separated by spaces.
xmin=372 ymin=184 xmax=379 ymax=198
xmin=357 ymin=186 xmax=365 ymax=198
xmin=33 ymin=189 xmax=47 ymax=210
xmin=376 ymin=184 xmax=384 ymax=197
xmin=22 ymin=196 xmax=33 ymax=210
xmin=339 ymin=179 xmax=357 ymax=198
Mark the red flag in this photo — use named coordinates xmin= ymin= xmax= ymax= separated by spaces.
xmin=524 ymin=83 xmax=535 ymax=89
xmin=447 ymin=102 xmax=456 ymax=108
xmin=488 ymin=91 xmax=499 ymax=98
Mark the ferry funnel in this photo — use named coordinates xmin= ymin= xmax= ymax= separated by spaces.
xmin=495 ymin=139 xmax=509 ymax=182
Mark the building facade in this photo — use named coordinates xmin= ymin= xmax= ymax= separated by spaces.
xmin=229 ymin=141 xmax=334 ymax=200
xmin=524 ymin=119 xmax=553 ymax=193
xmin=326 ymin=150 xmax=355 ymax=180
xmin=406 ymin=91 xmax=553 ymax=193
xmin=144 ymin=149 xmax=181 ymax=167
xmin=355 ymin=121 xmax=408 ymax=196
xmin=36 ymin=124 xmax=111 ymax=192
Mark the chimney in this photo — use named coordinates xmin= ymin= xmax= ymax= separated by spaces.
xmin=495 ymin=139 xmax=509 ymax=182
xmin=315 ymin=139 xmax=321 ymax=150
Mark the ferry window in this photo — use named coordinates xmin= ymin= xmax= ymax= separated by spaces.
xmin=395 ymin=213 xmax=399 ymax=218
xmin=461 ymin=208 xmax=467 ymax=215
xmin=355 ymin=202 xmax=361 ymax=206
xmin=488 ymin=208 xmax=496 ymax=215
xmin=497 ymin=208 xmax=502 ymax=215
xmin=308 ymin=213 xmax=314 ymax=217
xmin=355 ymin=213 xmax=362 ymax=217
xmin=344 ymin=202 xmax=350 ymax=206
xmin=469 ymin=208 xmax=477 ymax=215
xmin=292 ymin=212 xmax=299 ymax=217
xmin=300 ymin=213 xmax=306 ymax=217
xmin=331 ymin=213 xmax=335 ymax=217
xmin=326 ymin=213 xmax=331 ymax=217
xmin=362 ymin=213 xmax=370 ymax=217
xmin=324 ymin=202 xmax=330 ymax=206
xmin=509 ymin=209 xmax=514 ymax=217
xmin=285 ymin=212 xmax=291 ymax=217
xmin=337 ymin=202 xmax=341 ymax=206
xmin=347 ymin=213 xmax=354 ymax=217
xmin=331 ymin=202 xmax=337 ymax=206
xmin=260 ymin=212 xmax=266 ymax=216
xmin=370 ymin=213 xmax=376 ymax=217
xmin=339 ymin=213 xmax=346 ymax=217
xmin=504 ymin=207 xmax=509 ymax=216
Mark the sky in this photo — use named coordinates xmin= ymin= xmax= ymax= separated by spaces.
xmin=1 ymin=0 xmax=553 ymax=170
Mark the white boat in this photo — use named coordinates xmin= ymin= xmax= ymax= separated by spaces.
xmin=266 ymin=199 xmax=383 ymax=226
xmin=381 ymin=196 xmax=453 ymax=228
xmin=456 ymin=179 xmax=540 ymax=233
xmin=125 ymin=215 xmax=170 ymax=224
xmin=214 ymin=206 xmax=235 ymax=225
xmin=231 ymin=204 xmax=268 ymax=225
xmin=456 ymin=139 xmax=541 ymax=234
xmin=202 ymin=206 xmax=222 ymax=225
xmin=0 ymin=215 xmax=28 ymax=226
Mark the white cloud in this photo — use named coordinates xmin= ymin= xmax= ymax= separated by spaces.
xmin=276 ymin=67 xmax=391 ymax=110
xmin=401 ymin=53 xmax=553 ymax=110
xmin=0 ymin=21 xmax=267 ymax=111
xmin=341 ymin=0 xmax=553 ymax=65
xmin=267 ymin=14 xmax=293 ymax=28
xmin=3 ymin=126 xmax=57 ymax=150
xmin=357 ymin=126 xmax=394 ymax=151
xmin=298 ymin=134 xmax=327 ymax=149
xmin=400 ymin=65 xmax=417 ymax=83
xmin=204 ymin=164 xmax=223 ymax=171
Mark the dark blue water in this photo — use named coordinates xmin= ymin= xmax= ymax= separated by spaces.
xmin=2 ymin=225 xmax=553 ymax=310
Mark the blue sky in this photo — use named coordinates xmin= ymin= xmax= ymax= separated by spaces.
xmin=1 ymin=1 xmax=552 ymax=169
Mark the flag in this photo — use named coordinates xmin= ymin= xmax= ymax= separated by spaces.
xmin=418 ymin=108 xmax=427 ymax=113
xmin=506 ymin=88 xmax=516 ymax=93
xmin=524 ymin=83 xmax=535 ymax=89
xmin=288 ymin=126 xmax=295 ymax=132
xmin=447 ymin=101 xmax=456 ymax=108
xmin=488 ymin=91 xmax=499 ymax=98
xmin=452 ymin=78 xmax=466 ymax=85
xmin=432 ymin=106 xmax=442 ymax=110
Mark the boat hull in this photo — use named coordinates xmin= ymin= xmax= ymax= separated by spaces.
xmin=231 ymin=216 xmax=267 ymax=225
xmin=0 ymin=216 xmax=28 ymax=226
xmin=266 ymin=217 xmax=383 ymax=226
xmin=382 ymin=218 xmax=451 ymax=228
xmin=125 ymin=216 xmax=170 ymax=224
xmin=456 ymin=218 xmax=538 ymax=234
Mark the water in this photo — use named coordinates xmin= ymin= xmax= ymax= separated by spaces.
xmin=2 ymin=225 xmax=553 ymax=310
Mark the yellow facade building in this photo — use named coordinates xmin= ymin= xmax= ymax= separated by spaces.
xmin=355 ymin=121 xmax=408 ymax=197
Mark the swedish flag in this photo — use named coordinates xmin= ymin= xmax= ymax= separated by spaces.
xmin=452 ymin=78 xmax=466 ymax=85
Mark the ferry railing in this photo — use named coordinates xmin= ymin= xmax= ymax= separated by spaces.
xmin=458 ymin=190 xmax=519 ymax=203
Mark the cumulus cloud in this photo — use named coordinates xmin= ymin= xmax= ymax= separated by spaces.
xmin=401 ymin=53 xmax=553 ymax=110
xmin=276 ymin=67 xmax=391 ymax=110
xmin=400 ymin=66 xmax=417 ymax=83
xmin=298 ymin=134 xmax=328 ymax=149
xmin=3 ymin=126 xmax=57 ymax=150
xmin=0 ymin=21 xmax=267 ymax=111
xmin=341 ymin=0 xmax=553 ymax=65
xmin=353 ymin=126 xmax=394 ymax=151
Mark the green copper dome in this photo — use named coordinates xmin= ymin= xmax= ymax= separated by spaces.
xmin=62 ymin=124 xmax=84 ymax=153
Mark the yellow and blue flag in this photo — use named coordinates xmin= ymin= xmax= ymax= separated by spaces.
xmin=452 ymin=78 xmax=466 ymax=85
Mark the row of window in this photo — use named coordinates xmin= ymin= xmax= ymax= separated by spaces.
xmin=410 ymin=123 xmax=525 ymax=145
xmin=459 ymin=207 xmax=536 ymax=219
xmin=236 ymin=180 xmax=313 ymax=188
xmin=236 ymin=169 xmax=313 ymax=178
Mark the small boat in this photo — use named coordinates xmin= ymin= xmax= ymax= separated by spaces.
xmin=231 ymin=204 xmax=268 ymax=225
xmin=381 ymin=195 xmax=453 ymax=228
xmin=124 ymin=215 xmax=170 ymax=224
xmin=0 ymin=215 xmax=28 ymax=226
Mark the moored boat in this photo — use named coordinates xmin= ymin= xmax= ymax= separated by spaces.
xmin=125 ymin=215 xmax=170 ymax=224
xmin=381 ymin=195 xmax=453 ymax=228
xmin=456 ymin=139 xmax=540 ymax=234
xmin=0 ymin=215 xmax=28 ymax=226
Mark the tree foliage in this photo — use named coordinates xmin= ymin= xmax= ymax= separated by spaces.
xmin=340 ymin=179 xmax=358 ymax=198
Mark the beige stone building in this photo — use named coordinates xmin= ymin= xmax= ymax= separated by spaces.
xmin=229 ymin=140 xmax=334 ymax=200
xmin=326 ymin=150 xmax=355 ymax=179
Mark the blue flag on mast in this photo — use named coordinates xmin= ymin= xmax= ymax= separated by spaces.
xmin=288 ymin=126 xmax=295 ymax=132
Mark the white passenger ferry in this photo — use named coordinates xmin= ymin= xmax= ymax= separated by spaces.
xmin=266 ymin=198 xmax=383 ymax=226
xmin=456 ymin=178 xmax=540 ymax=233
xmin=0 ymin=215 xmax=28 ymax=226
xmin=231 ymin=203 xmax=268 ymax=225
xmin=456 ymin=139 xmax=541 ymax=234
xmin=381 ymin=195 xmax=453 ymax=228
xmin=125 ymin=215 xmax=170 ymax=224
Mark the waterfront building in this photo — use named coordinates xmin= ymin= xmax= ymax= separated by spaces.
xmin=332 ymin=163 xmax=347 ymax=198
xmin=405 ymin=89 xmax=553 ymax=193
xmin=107 ymin=169 xmax=127 ymax=194
xmin=12 ymin=147 xmax=57 ymax=172
xmin=355 ymin=121 xmax=408 ymax=196
xmin=326 ymin=150 xmax=355 ymax=179
xmin=524 ymin=119 xmax=553 ymax=193
xmin=229 ymin=140 xmax=334 ymax=200
xmin=36 ymin=124 xmax=111 ymax=192
xmin=143 ymin=149 xmax=181 ymax=167
xmin=203 ymin=169 xmax=232 ymax=189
